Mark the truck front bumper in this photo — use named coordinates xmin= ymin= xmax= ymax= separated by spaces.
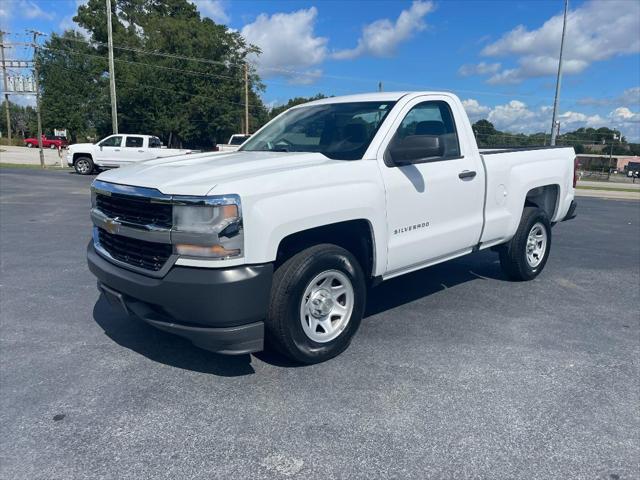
xmin=87 ymin=243 xmax=273 ymax=355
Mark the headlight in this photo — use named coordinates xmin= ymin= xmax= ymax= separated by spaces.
xmin=172 ymin=196 xmax=243 ymax=259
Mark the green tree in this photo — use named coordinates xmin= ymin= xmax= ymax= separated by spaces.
xmin=37 ymin=31 xmax=111 ymax=142
xmin=269 ymin=94 xmax=327 ymax=119
xmin=0 ymin=101 xmax=38 ymax=140
xmin=38 ymin=0 xmax=268 ymax=148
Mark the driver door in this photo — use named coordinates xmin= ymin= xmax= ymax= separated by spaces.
xmin=377 ymin=96 xmax=485 ymax=275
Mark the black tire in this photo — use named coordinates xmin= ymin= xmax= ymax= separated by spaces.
xmin=266 ymin=244 xmax=367 ymax=364
xmin=499 ymin=206 xmax=552 ymax=281
xmin=74 ymin=156 xmax=94 ymax=175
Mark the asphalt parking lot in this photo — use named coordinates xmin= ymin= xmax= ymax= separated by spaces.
xmin=1 ymin=167 xmax=638 ymax=480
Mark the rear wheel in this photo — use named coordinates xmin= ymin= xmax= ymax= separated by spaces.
xmin=74 ymin=156 xmax=94 ymax=175
xmin=499 ymin=206 xmax=551 ymax=281
xmin=265 ymin=244 xmax=366 ymax=364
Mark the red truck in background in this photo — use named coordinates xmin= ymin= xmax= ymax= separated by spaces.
xmin=24 ymin=135 xmax=69 ymax=149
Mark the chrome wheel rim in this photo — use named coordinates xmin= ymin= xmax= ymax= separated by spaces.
xmin=76 ymin=160 xmax=90 ymax=174
xmin=299 ymin=269 xmax=354 ymax=343
xmin=526 ymin=222 xmax=547 ymax=268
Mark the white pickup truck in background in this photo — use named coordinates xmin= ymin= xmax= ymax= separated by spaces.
xmin=216 ymin=134 xmax=251 ymax=152
xmin=67 ymin=134 xmax=192 ymax=175
xmin=87 ymin=92 xmax=577 ymax=364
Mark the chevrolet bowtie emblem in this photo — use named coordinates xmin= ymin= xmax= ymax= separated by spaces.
xmin=104 ymin=217 xmax=121 ymax=234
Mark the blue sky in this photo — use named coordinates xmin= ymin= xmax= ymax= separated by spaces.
xmin=2 ymin=0 xmax=639 ymax=140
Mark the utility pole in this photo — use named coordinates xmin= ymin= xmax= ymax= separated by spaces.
xmin=378 ymin=81 xmax=383 ymax=92
xmin=0 ymin=31 xmax=11 ymax=142
xmin=30 ymin=30 xmax=45 ymax=168
xmin=106 ymin=0 xmax=118 ymax=134
xmin=607 ymin=133 xmax=618 ymax=179
xmin=244 ymin=63 xmax=249 ymax=135
xmin=550 ymin=0 xmax=568 ymax=146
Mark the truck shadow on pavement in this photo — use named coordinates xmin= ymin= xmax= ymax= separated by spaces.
xmin=92 ymin=297 xmax=258 ymax=376
xmin=92 ymin=250 xmax=505 ymax=376
xmin=365 ymin=250 xmax=503 ymax=318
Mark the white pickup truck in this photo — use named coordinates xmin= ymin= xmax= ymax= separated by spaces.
xmin=87 ymin=92 xmax=577 ymax=364
xmin=67 ymin=134 xmax=191 ymax=175
xmin=216 ymin=134 xmax=251 ymax=152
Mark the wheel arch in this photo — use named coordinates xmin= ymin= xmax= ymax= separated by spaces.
xmin=274 ymin=219 xmax=377 ymax=280
xmin=72 ymin=152 xmax=93 ymax=164
xmin=524 ymin=184 xmax=560 ymax=220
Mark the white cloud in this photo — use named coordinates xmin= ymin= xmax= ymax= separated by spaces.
xmin=458 ymin=62 xmax=501 ymax=77
xmin=21 ymin=0 xmax=55 ymax=20
xmin=191 ymin=0 xmax=229 ymax=24
xmin=286 ymin=69 xmax=323 ymax=86
xmin=241 ymin=7 xmax=328 ymax=84
xmin=463 ymin=98 xmax=610 ymax=135
xmin=333 ymin=1 xmax=434 ymax=60
xmin=0 ymin=6 xmax=10 ymax=19
xmin=487 ymin=100 xmax=541 ymax=131
xmin=469 ymin=0 xmax=640 ymax=84
xmin=462 ymin=98 xmax=490 ymax=121
xmin=578 ymin=87 xmax=640 ymax=107
xmin=610 ymin=107 xmax=640 ymax=123
xmin=609 ymin=107 xmax=640 ymax=142
xmin=58 ymin=16 xmax=90 ymax=37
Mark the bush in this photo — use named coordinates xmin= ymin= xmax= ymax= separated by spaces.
xmin=0 ymin=137 xmax=26 ymax=147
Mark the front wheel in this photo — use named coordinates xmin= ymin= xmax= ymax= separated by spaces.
xmin=265 ymin=244 xmax=367 ymax=364
xmin=499 ymin=206 xmax=551 ymax=281
xmin=74 ymin=156 xmax=95 ymax=175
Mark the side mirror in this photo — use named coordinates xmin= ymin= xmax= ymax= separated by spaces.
xmin=385 ymin=135 xmax=444 ymax=166
xmin=100 ymin=145 xmax=103 ymax=151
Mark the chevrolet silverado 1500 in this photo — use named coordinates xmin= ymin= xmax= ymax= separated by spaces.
xmin=88 ymin=92 xmax=577 ymax=364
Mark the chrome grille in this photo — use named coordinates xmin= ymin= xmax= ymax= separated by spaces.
xmin=96 ymin=194 xmax=172 ymax=229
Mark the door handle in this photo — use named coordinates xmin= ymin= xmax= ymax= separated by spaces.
xmin=458 ymin=170 xmax=476 ymax=180
xmin=138 ymin=150 xmax=144 ymax=152
xmin=114 ymin=149 xmax=120 ymax=151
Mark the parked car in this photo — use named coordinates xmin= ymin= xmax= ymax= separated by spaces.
xmin=66 ymin=134 xmax=192 ymax=175
xmin=24 ymin=135 xmax=68 ymax=149
xmin=216 ymin=134 xmax=251 ymax=152
xmin=87 ymin=92 xmax=577 ymax=364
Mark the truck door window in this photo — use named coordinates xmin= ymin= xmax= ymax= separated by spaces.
xmin=99 ymin=136 xmax=123 ymax=147
xmin=387 ymin=101 xmax=461 ymax=165
xmin=125 ymin=136 xmax=144 ymax=148
xmin=149 ymin=137 xmax=162 ymax=148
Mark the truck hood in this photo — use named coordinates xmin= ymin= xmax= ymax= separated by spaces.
xmin=95 ymin=150 xmax=341 ymax=196
xmin=69 ymin=143 xmax=94 ymax=151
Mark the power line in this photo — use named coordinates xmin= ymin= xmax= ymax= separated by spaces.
xmin=34 ymin=61 xmax=263 ymax=110
xmin=51 ymin=34 xmax=243 ymax=69
xmin=39 ymin=45 xmax=242 ymax=82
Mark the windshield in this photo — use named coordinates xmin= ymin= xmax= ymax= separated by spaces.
xmin=229 ymin=135 xmax=249 ymax=145
xmin=241 ymin=101 xmax=396 ymax=160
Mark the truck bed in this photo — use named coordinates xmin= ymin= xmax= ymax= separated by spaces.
xmin=480 ymin=145 xmax=571 ymax=155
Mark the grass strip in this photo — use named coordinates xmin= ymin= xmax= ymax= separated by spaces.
xmin=576 ymin=185 xmax=639 ymax=193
